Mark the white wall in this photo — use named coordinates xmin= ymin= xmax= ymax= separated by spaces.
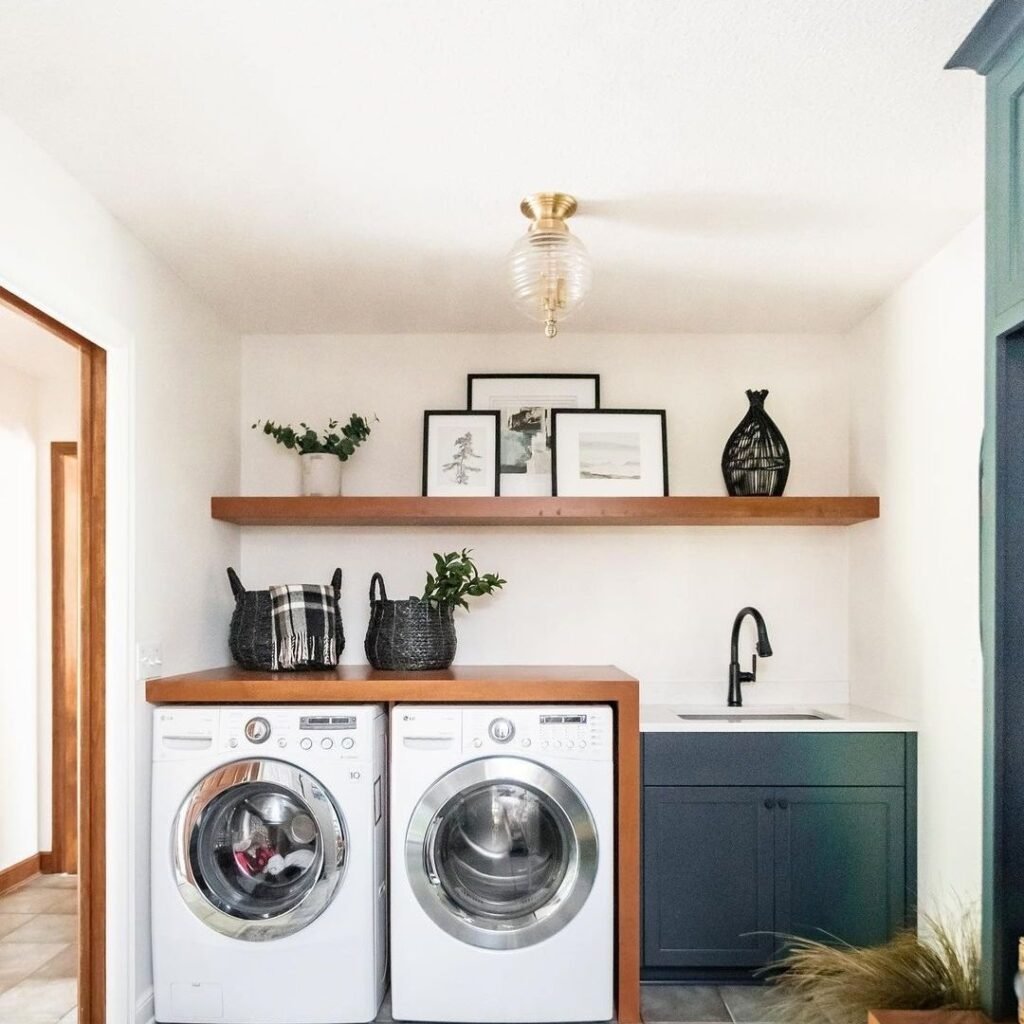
xmin=0 ymin=364 xmax=40 ymax=872
xmin=241 ymin=332 xmax=852 ymax=704
xmin=0 ymin=110 xmax=241 ymax=1022
xmin=34 ymin=350 xmax=80 ymax=855
xmin=848 ymin=217 xmax=985 ymax=913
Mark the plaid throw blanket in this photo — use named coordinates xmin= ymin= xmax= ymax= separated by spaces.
xmin=269 ymin=584 xmax=338 ymax=670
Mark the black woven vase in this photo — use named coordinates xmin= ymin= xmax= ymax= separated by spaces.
xmin=364 ymin=572 xmax=457 ymax=671
xmin=721 ymin=389 xmax=791 ymax=497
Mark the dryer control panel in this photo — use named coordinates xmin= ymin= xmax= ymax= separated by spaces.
xmin=461 ymin=705 xmax=612 ymax=761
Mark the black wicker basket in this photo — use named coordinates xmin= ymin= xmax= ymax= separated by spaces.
xmin=364 ymin=572 xmax=457 ymax=671
xmin=227 ymin=566 xmax=344 ymax=671
xmin=721 ymin=389 xmax=791 ymax=497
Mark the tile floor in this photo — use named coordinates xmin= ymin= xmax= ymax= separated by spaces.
xmin=640 ymin=984 xmax=785 ymax=1023
xmin=0 ymin=874 xmax=77 ymax=1024
xmin=374 ymin=985 xmax=783 ymax=1024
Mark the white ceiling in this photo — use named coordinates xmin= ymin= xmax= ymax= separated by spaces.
xmin=0 ymin=1 xmax=989 ymax=335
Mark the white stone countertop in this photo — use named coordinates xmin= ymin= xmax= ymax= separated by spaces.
xmin=641 ymin=703 xmax=918 ymax=732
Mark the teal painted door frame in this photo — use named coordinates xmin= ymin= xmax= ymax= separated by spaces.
xmin=950 ymin=4 xmax=1024 ymax=1017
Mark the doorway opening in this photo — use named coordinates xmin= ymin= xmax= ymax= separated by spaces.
xmin=0 ymin=286 xmax=105 ymax=1024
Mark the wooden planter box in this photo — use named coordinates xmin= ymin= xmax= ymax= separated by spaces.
xmin=869 ymin=1011 xmax=990 ymax=1024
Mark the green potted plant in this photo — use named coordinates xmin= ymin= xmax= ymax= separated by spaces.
xmin=253 ymin=414 xmax=374 ymax=496
xmin=365 ymin=549 xmax=506 ymax=670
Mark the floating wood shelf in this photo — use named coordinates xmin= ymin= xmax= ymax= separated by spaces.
xmin=211 ymin=495 xmax=879 ymax=527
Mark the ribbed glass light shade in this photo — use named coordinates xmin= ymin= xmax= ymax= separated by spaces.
xmin=506 ymin=229 xmax=593 ymax=338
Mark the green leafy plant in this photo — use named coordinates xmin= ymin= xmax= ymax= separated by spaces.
xmin=422 ymin=549 xmax=506 ymax=610
xmin=253 ymin=414 xmax=375 ymax=461
xmin=765 ymin=907 xmax=981 ymax=1024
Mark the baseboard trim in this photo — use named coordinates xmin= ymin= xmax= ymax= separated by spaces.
xmin=38 ymin=851 xmax=57 ymax=874
xmin=0 ymin=853 xmax=41 ymax=895
xmin=136 ymin=986 xmax=155 ymax=1024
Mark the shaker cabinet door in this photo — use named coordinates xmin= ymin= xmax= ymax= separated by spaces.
xmin=773 ymin=786 xmax=906 ymax=950
xmin=643 ymin=786 xmax=775 ymax=967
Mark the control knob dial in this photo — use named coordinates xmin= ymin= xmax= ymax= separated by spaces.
xmin=488 ymin=717 xmax=516 ymax=743
xmin=244 ymin=716 xmax=271 ymax=744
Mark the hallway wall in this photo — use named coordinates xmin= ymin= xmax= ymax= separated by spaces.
xmin=0 ymin=363 xmax=40 ymax=873
xmin=33 ymin=353 xmax=80 ymax=855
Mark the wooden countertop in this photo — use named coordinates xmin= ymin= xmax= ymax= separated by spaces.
xmin=145 ymin=663 xmax=638 ymax=704
xmin=145 ymin=663 xmax=641 ymax=1024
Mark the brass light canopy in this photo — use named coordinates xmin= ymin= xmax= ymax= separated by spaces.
xmin=520 ymin=192 xmax=578 ymax=230
xmin=507 ymin=191 xmax=592 ymax=339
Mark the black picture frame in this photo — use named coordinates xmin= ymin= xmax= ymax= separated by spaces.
xmin=466 ymin=373 xmax=601 ymax=496
xmin=421 ymin=410 xmax=501 ymax=497
xmin=466 ymin=373 xmax=601 ymax=409
xmin=550 ymin=408 xmax=669 ymax=497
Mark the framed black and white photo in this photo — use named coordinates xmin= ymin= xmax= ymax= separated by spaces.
xmin=422 ymin=411 xmax=500 ymax=497
xmin=467 ymin=373 xmax=600 ymax=496
xmin=551 ymin=409 xmax=669 ymax=497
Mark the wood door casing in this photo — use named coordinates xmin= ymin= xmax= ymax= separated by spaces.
xmin=0 ymin=285 xmax=106 ymax=1024
xmin=49 ymin=441 xmax=78 ymax=876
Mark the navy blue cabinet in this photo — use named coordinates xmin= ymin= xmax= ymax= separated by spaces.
xmin=774 ymin=787 xmax=906 ymax=948
xmin=642 ymin=733 xmax=916 ymax=979
xmin=644 ymin=786 xmax=775 ymax=968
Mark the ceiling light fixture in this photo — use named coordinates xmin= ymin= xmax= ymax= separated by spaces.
xmin=507 ymin=192 xmax=592 ymax=339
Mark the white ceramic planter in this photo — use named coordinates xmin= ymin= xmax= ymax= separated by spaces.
xmin=300 ymin=453 xmax=343 ymax=496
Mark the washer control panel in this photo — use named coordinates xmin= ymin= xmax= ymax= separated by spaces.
xmin=462 ymin=706 xmax=612 ymax=760
xmin=219 ymin=708 xmax=364 ymax=759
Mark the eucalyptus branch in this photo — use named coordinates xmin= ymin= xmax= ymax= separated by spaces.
xmin=253 ymin=413 xmax=375 ymax=461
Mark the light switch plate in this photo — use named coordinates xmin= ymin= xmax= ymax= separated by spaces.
xmin=137 ymin=643 xmax=163 ymax=679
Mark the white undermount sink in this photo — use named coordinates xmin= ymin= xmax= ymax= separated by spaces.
xmin=641 ymin=702 xmax=914 ymax=732
xmin=676 ymin=708 xmax=838 ymax=722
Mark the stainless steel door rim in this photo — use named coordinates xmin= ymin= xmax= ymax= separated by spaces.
xmin=172 ymin=758 xmax=348 ymax=940
xmin=405 ymin=756 xmax=599 ymax=950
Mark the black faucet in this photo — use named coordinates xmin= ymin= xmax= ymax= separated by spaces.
xmin=728 ymin=607 xmax=773 ymax=707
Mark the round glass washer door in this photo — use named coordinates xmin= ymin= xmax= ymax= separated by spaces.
xmin=173 ymin=759 xmax=347 ymax=940
xmin=406 ymin=756 xmax=598 ymax=950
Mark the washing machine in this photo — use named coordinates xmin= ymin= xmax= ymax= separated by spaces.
xmin=151 ymin=705 xmax=387 ymax=1024
xmin=390 ymin=704 xmax=614 ymax=1023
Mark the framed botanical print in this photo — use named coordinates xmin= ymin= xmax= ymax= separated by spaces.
xmin=422 ymin=411 xmax=500 ymax=497
xmin=551 ymin=409 xmax=669 ymax=497
xmin=467 ymin=373 xmax=600 ymax=496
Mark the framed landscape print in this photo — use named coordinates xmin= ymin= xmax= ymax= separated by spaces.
xmin=467 ymin=373 xmax=600 ymax=496
xmin=422 ymin=410 xmax=500 ymax=497
xmin=551 ymin=409 xmax=668 ymax=497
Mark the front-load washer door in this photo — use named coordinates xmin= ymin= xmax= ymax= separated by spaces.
xmin=406 ymin=756 xmax=598 ymax=950
xmin=173 ymin=759 xmax=347 ymax=940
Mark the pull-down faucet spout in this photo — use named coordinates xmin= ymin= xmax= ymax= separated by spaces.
xmin=728 ymin=607 xmax=773 ymax=707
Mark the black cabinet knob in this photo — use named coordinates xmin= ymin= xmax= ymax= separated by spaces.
xmin=778 ymin=798 xmax=789 ymax=810
xmin=764 ymin=798 xmax=775 ymax=809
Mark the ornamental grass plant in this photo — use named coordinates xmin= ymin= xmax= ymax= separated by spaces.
xmin=767 ymin=908 xmax=981 ymax=1024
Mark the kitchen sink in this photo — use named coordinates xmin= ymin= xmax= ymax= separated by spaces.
xmin=677 ymin=711 xmax=835 ymax=721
